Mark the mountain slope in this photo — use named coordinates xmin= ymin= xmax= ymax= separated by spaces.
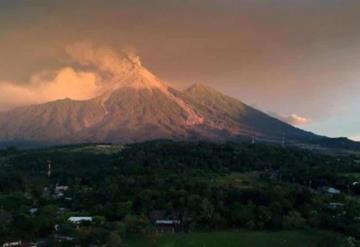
xmin=0 ymin=59 xmax=205 ymax=144
xmin=73 ymin=87 xmax=204 ymax=143
xmin=0 ymin=82 xmax=316 ymax=145
xmin=181 ymin=83 xmax=317 ymax=141
xmin=0 ymin=59 xmax=356 ymax=149
xmin=0 ymin=98 xmax=105 ymax=142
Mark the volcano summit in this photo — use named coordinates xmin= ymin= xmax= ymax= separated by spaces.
xmin=0 ymin=50 xmax=355 ymax=149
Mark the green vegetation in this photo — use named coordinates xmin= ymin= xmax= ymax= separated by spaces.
xmin=126 ymin=231 xmax=341 ymax=247
xmin=0 ymin=140 xmax=360 ymax=246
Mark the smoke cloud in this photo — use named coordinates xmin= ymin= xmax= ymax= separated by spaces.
xmin=0 ymin=41 xmax=139 ymax=111
xmin=65 ymin=41 xmax=140 ymax=78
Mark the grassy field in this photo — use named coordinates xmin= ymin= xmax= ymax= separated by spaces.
xmin=126 ymin=230 xmax=334 ymax=247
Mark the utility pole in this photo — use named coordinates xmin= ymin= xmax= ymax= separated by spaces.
xmin=282 ymin=136 xmax=285 ymax=147
xmin=47 ymin=160 xmax=52 ymax=178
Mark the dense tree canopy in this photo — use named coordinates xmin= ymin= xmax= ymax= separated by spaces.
xmin=0 ymin=141 xmax=359 ymax=246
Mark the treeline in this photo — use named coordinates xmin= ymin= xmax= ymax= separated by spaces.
xmin=0 ymin=141 xmax=359 ymax=246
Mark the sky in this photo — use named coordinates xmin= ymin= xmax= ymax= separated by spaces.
xmin=0 ymin=0 xmax=359 ymax=140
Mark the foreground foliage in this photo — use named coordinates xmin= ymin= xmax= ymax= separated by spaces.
xmin=126 ymin=231 xmax=347 ymax=247
xmin=0 ymin=141 xmax=360 ymax=246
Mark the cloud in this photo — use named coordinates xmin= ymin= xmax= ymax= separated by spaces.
xmin=65 ymin=41 xmax=140 ymax=79
xmin=269 ymin=112 xmax=312 ymax=126
xmin=0 ymin=67 xmax=101 ymax=110
xmin=0 ymin=41 xmax=140 ymax=111
xmin=350 ymin=136 xmax=360 ymax=142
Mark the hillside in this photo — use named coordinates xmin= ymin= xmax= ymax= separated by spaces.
xmin=0 ymin=57 xmax=358 ymax=150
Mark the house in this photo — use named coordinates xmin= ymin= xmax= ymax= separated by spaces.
xmin=68 ymin=216 xmax=93 ymax=225
xmin=42 ymin=187 xmax=50 ymax=198
xmin=2 ymin=241 xmax=22 ymax=247
xmin=2 ymin=242 xmax=36 ymax=247
xmin=154 ymin=220 xmax=182 ymax=233
xmin=57 ymin=207 xmax=68 ymax=214
xmin=321 ymin=186 xmax=341 ymax=195
xmin=53 ymin=185 xmax=69 ymax=199
xmin=149 ymin=210 xmax=183 ymax=233
xmin=55 ymin=185 xmax=69 ymax=193
xmin=54 ymin=235 xmax=74 ymax=243
xmin=29 ymin=208 xmax=38 ymax=215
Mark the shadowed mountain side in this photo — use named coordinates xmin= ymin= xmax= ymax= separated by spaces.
xmin=178 ymin=83 xmax=318 ymax=141
xmin=0 ymin=98 xmax=105 ymax=142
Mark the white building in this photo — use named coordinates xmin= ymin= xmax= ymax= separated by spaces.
xmin=2 ymin=241 xmax=22 ymax=247
xmin=68 ymin=216 xmax=93 ymax=224
xmin=321 ymin=186 xmax=341 ymax=195
xmin=55 ymin=186 xmax=69 ymax=194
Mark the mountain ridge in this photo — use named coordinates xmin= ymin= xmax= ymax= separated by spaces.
xmin=0 ymin=62 xmax=358 ymax=150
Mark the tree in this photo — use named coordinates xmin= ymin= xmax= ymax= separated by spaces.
xmin=106 ymin=231 xmax=123 ymax=247
xmin=0 ymin=209 xmax=12 ymax=235
xmin=147 ymin=232 xmax=160 ymax=247
xmin=256 ymin=206 xmax=272 ymax=229
xmin=200 ymin=198 xmax=214 ymax=222
xmin=124 ymin=215 xmax=149 ymax=234
xmin=283 ymin=211 xmax=306 ymax=229
xmin=231 ymin=202 xmax=255 ymax=226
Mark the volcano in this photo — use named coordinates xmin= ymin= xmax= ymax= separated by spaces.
xmin=0 ymin=55 xmax=357 ymax=149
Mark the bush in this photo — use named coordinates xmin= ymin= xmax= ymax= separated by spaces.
xmin=283 ymin=211 xmax=306 ymax=229
xmin=106 ymin=231 xmax=123 ymax=247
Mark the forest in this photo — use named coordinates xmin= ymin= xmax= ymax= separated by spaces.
xmin=1 ymin=141 xmax=360 ymax=246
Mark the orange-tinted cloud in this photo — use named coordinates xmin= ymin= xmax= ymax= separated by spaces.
xmin=269 ymin=112 xmax=312 ymax=126
xmin=0 ymin=67 xmax=100 ymax=110
xmin=0 ymin=42 xmax=147 ymax=111
xmin=65 ymin=41 xmax=140 ymax=78
xmin=350 ymin=136 xmax=360 ymax=141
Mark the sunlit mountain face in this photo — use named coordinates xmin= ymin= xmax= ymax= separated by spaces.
xmin=0 ymin=46 xmax=317 ymax=146
xmin=0 ymin=42 xmax=358 ymax=150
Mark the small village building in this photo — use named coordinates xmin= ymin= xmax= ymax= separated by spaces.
xmin=54 ymin=235 xmax=74 ymax=243
xmin=321 ymin=186 xmax=341 ymax=195
xmin=55 ymin=186 xmax=69 ymax=193
xmin=53 ymin=185 xmax=69 ymax=199
xmin=2 ymin=241 xmax=22 ymax=247
xmin=29 ymin=208 xmax=38 ymax=215
xmin=57 ymin=207 xmax=68 ymax=214
xmin=154 ymin=220 xmax=182 ymax=233
xmin=149 ymin=210 xmax=183 ymax=233
xmin=68 ymin=216 xmax=93 ymax=225
xmin=2 ymin=242 xmax=36 ymax=247
xmin=42 ymin=187 xmax=50 ymax=198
